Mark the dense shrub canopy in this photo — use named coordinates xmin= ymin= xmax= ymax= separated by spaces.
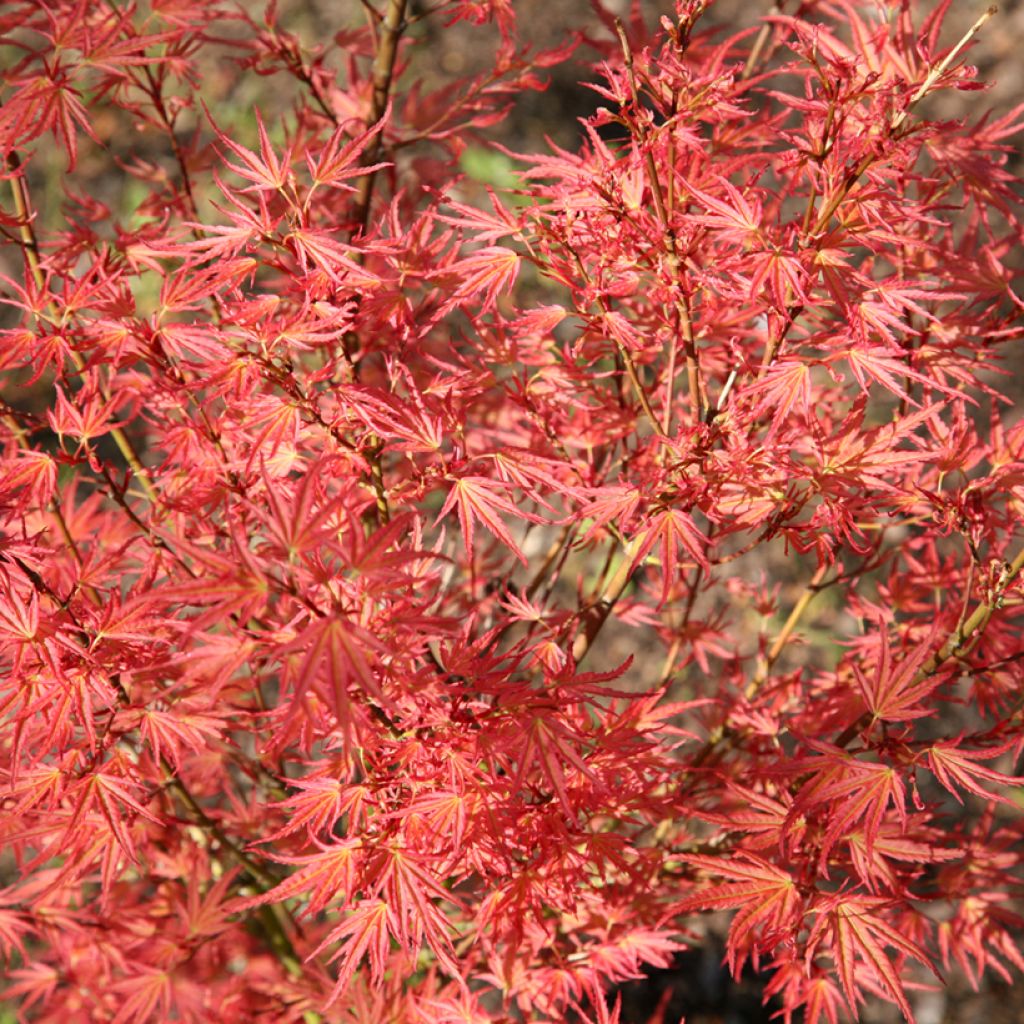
xmin=0 ymin=1 xmax=1022 ymax=1021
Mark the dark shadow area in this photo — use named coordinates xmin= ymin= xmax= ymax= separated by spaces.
xmin=616 ymin=943 xmax=778 ymax=1024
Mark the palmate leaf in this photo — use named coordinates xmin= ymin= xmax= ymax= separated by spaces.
xmin=259 ymin=775 xmax=347 ymax=843
xmin=745 ymin=359 xmax=814 ymax=441
xmin=0 ymin=449 xmax=56 ymax=512
xmin=846 ymin=815 xmax=961 ymax=893
xmin=677 ymin=854 xmax=802 ymax=973
xmin=810 ymin=894 xmax=940 ymax=1022
xmin=631 ymin=506 xmax=710 ymax=605
xmin=2 ymin=963 xmax=61 ymax=1015
xmin=843 ymin=345 xmax=965 ymax=406
xmin=0 ymin=584 xmax=40 ymax=645
xmin=0 ymin=898 xmax=28 ymax=961
xmin=440 ymin=245 xmax=521 ymax=313
xmin=682 ymin=175 xmax=763 ymax=244
xmin=576 ymin=486 xmax=644 ymax=542
xmin=763 ymin=959 xmax=845 ymax=1024
xmin=316 ymin=898 xmax=396 ymax=1006
xmin=850 ymin=623 xmax=946 ymax=725
xmin=803 ymin=973 xmax=845 ymax=1024
xmin=437 ymin=187 xmax=520 ymax=241
xmin=925 ymin=739 xmax=1023 ymax=805
xmin=238 ymin=393 xmax=300 ymax=474
xmin=0 ymin=69 xmax=98 ymax=171
xmin=341 ymin=510 xmax=430 ymax=578
xmin=286 ymin=226 xmax=381 ymax=287
xmin=591 ymin=928 xmax=686 ymax=983
xmin=511 ymin=706 xmax=600 ymax=816
xmin=236 ymin=837 xmax=360 ymax=916
xmin=787 ymin=741 xmax=907 ymax=863
xmin=399 ymin=789 xmax=471 ymax=856
xmin=693 ymin=782 xmax=801 ymax=853
xmin=305 ymin=114 xmax=390 ymax=191
xmin=343 ymin=384 xmax=447 ymax=454
xmin=814 ymin=397 xmax=940 ymax=489
xmin=315 ymin=846 xmax=460 ymax=1007
xmin=744 ymin=246 xmax=812 ymax=309
xmin=278 ymin=614 xmax=386 ymax=743
xmin=436 ymin=474 xmax=536 ymax=564
xmin=253 ymin=462 xmax=340 ymax=561
xmin=939 ymin=889 xmax=1024 ymax=987
xmin=368 ymin=844 xmax=460 ymax=961
xmin=110 ymin=967 xmax=174 ymax=1024
xmin=137 ymin=704 xmax=225 ymax=771
xmin=214 ymin=108 xmax=291 ymax=190
xmin=489 ymin=447 xmax=580 ymax=510
xmin=65 ymin=766 xmax=162 ymax=861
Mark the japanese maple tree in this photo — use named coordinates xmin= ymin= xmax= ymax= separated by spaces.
xmin=1 ymin=0 xmax=1023 ymax=1022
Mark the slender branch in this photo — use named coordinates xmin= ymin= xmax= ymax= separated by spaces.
xmin=18 ymin=549 xmax=313 ymax=985
xmin=525 ymin=524 xmax=576 ymax=600
xmin=657 ymin=565 xmax=703 ymax=687
xmin=566 ymin=243 xmax=668 ymax=438
xmin=159 ymin=767 xmax=315 ymax=993
xmin=616 ymin=20 xmax=703 ymax=424
xmin=890 ymin=5 xmax=998 ymax=133
xmin=6 ymin=154 xmax=158 ymax=505
xmin=572 ymin=540 xmax=638 ymax=665
xmin=836 ymin=542 xmax=1024 ymax=748
xmin=351 ymin=0 xmax=409 ymax=237
xmin=676 ymin=559 xmax=830 ymax=782
xmin=746 ymin=562 xmax=829 ymax=700
xmin=331 ymin=0 xmax=410 ymax=525
xmin=742 ymin=11 xmax=780 ymax=82
xmin=758 ymin=6 xmax=998 ymax=376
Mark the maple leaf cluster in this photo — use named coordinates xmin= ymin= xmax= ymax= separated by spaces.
xmin=1 ymin=1 xmax=1023 ymax=1022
